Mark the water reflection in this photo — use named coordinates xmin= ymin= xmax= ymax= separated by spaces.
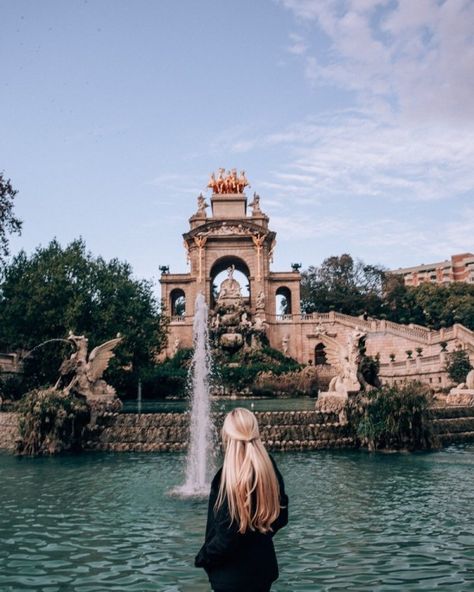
xmin=0 ymin=446 xmax=473 ymax=591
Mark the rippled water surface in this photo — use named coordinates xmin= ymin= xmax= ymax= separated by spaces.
xmin=1 ymin=446 xmax=473 ymax=591
xmin=121 ymin=397 xmax=316 ymax=414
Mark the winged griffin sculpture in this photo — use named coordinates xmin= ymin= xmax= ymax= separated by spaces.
xmin=323 ymin=329 xmax=367 ymax=396
xmin=55 ymin=332 xmax=123 ymax=400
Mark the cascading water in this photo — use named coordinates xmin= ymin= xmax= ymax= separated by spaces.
xmin=174 ymin=293 xmax=214 ymax=496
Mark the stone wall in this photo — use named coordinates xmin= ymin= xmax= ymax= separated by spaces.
xmin=86 ymin=410 xmax=355 ymax=452
xmin=0 ymin=412 xmax=19 ymax=451
xmin=2 ymin=406 xmax=474 ymax=453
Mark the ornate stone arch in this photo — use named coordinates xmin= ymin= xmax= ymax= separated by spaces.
xmin=315 ymin=342 xmax=327 ymax=365
xmin=275 ymin=286 xmax=292 ymax=315
xmin=169 ymin=288 xmax=186 ymax=316
xmin=209 ymin=256 xmax=251 ymax=307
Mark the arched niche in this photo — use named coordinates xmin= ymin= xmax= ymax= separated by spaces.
xmin=209 ymin=256 xmax=251 ymax=307
xmin=315 ymin=342 xmax=327 ymax=365
xmin=170 ymin=288 xmax=186 ymax=316
xmin=275 ymin=286 xmax=292 ymax=315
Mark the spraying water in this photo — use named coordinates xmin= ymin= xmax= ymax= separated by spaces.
xmin=174 ymin=293 xmax=214 ymax=497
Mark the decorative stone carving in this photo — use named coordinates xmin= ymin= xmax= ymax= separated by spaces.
xmin=315 ymin=329 xmax=366 ymax=414
xmin=249 ymin=192 xmax=262 ymax=215
xmin=56 ymin=333 xmax=123 ymax=406
xmin=447 ymin=368 xmax=474 ymax=405
xmin=256 ymin=290 xmax=265 ymax=310
xmin=282 ymin=335 xmax=289 ymax=356
xmin=207 ymin=168 xmax=249 ymax=194
xmin=217 ymin=265 xmax=242 ymax=307
xmin=214 ymin=224 xmax=252 ymax=236
xmin=195 ymin=193 xmax=209 ymax=216
xmin=220 ymin=333 xmax=244 ymax=350
xmin=173 ymin=338 xmax=181 ymax=356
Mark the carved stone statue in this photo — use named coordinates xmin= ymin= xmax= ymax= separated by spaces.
xmin=249 ymin=193 xmax=261 ymax=215
xmin=217 ymin=267 xmax=242 ymax=303
xmin=282 ymin=335 xmax=289 ymax=356
xmin=447 ymin=366 xmax=474 ymax=406
xmin=196 ymin=193 xmax=209 ymax=216
xmin=56 ymin=333 xmax=123 ymax=403
xmin=256 ymin=290 xmax=265 ymax=310
xmin=173 ymin=337 xmax=181 ymax=356
xmin=315 ymin=329 xmax=367 ymax=418
xmin=323 ymin=329 xmax=367 ymax=396
xmin=207 ymin=168 xmax=250 ymax=194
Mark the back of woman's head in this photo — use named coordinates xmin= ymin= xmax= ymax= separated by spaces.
xmin=216 ymin=407 xmax=281 ymax=534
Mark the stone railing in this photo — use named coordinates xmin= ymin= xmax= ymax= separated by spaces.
xmin=170 ymin=315 xmax=187 ymax=323
xmin=273 ymin=311 xmax=474 ymax=349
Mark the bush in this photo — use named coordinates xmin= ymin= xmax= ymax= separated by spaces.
xmin=0 ymin=374 xmax=25 ymax=401
xmin=139 ymin=348 xmax=193 ymax=398
xmin=445 ymin=349 xmax=472 ymax=384
xmin=351 ymin=382 xmax=435 ymax=451
xmin=213 ymin=346 xmax=302 ymax=394
xmin=252 ymin=368 xmax=319 ymax=397
xmin=16 ymin=388 xmax=90 ymax=456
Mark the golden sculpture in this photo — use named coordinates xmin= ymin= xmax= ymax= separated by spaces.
xmin=207 ymin=168 xmax=250 ymax=194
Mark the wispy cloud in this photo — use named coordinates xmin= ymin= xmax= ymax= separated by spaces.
xmin=280 ymin=0 xmax=474 ymax=124
xmin=224 ymin=2 xmax=474 ymax=206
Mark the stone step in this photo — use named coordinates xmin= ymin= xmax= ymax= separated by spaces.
xmin=87 ymin=436 xmax=356 ymax=453
xmin=430 ymin=406 xmax=474 ymax=419
xmin=438 ymin=431 xmax=474 ymax=444
xmin=432 ymin=417 xmax=474 ymax=434
xmin=94 ymin=423 xmax=350 ymax=445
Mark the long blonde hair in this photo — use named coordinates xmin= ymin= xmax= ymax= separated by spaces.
xmin=215 ymin=407 xmax=281 ymax=534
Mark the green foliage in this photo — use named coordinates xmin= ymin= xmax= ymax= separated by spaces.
xmin=301 ymin=254 xmax=386 ymax=316
xmin=139 ymin=348 xmax=193 ymax=398
xmin=0 ymin=172 xmax=22 ymax=268
xmin=252 ymin=368 xmax=319 ymax=397
xmin=213 ymin=346 xmax=302 ymax=393
xmin=351 ymin=382 xmax=435 ymax=451
xmin=0 ymin=239 xmax=167 ymax=395
xmin=359 ymin=353 xmax=381 ymax=389
xmin=302 ymin=255 xmax=474 ymax=330
xmin=445 ymin=349 xmax=472 ymax=384
xmin=383 ymin=275 xmax=474 ymax=330
xmin=16 ymin=388 xmax=90 ymax=456
xmin=0 ymin=374 xmax=25 ymax=401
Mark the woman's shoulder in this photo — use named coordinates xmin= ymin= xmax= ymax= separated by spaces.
xmin=211 ymin=466 xmax=223 ymax=489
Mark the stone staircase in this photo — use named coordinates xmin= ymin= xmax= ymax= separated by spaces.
xmin=430 ymin=406 xmax=474 ymax=445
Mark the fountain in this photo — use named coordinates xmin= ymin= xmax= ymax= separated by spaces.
xmin=175 ymin=293 xmax=215 ymax=496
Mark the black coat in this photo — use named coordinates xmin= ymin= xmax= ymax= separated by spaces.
xmin=194 ymin=456 xmax=288 ymax=592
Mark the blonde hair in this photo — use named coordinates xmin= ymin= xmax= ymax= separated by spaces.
xmin=215 ymin=407 xmax=281 ymax=534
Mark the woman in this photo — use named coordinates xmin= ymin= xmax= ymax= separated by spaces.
xmin=195 ymin=407 xmax=289 ymax=592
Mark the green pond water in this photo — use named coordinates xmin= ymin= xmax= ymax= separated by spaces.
xmin=1 ymin=446 xmax=473 ymax=592
xmin=121 ymin=397 xmax=316 ymax=414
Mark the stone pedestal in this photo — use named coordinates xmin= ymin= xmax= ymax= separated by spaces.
xmin=315 ymin=391 xmax=358 ymax=425
xmin=446 ymin=389 xmax=474 ymax=407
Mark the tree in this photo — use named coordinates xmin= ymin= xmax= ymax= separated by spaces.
xmin=0 ymin=172 xmax=22 ymax=268
xmin=0 ymin=239 xmax=167 ymax=395
xmin=301 ymin=254 xmax=386 ymax=316
xmin=445 ymin=349 xmax=472 ymax=385
xmin=383 ymin=277 xmax=474 ymax=330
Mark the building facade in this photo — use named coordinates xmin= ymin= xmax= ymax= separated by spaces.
xmin=389 ymin=253 xmax=474 ymax=286
xmin=161 ymin=171 xmax=474 ymax=390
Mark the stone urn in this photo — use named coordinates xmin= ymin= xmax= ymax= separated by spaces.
xmin=220 ymin=333 xmax=244 ymax=350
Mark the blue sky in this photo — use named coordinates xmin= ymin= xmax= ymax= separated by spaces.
xmin=2 ymin=0 xmax=473 ymax=296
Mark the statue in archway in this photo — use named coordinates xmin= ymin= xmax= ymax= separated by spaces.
xmin=217 ymin=265 xmax=242 ymax=306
